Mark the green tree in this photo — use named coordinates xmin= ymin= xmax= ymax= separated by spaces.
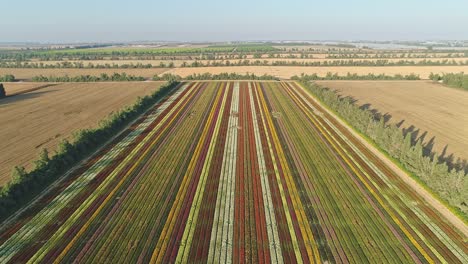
xmin=34 ymin=149 xmax=50 ymax=170
xmin=0 ymin=75 xmax=15 ymax=82
xmin=11 ymin=166 xmax=27 ymax=184
xmin=375 ymin=117 xmax=386 ymax=142
xmin=400 ymin=133 xmax=412 ymax=164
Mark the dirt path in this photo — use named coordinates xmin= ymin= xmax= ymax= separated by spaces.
xmin=296 ymin=81 xmax=468 ymax=237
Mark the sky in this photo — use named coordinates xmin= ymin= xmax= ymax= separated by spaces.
xmin=1 ymin=0 xmax=467 ymax=42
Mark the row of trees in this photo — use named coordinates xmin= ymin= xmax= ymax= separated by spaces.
xmin=0 ymin=74 xmax=15 ymax=82
xmin=3 ymin=58 xmax=468 ymax=69
xmin=31 ymin=73 xmax=145 ymax=82
xmin=279 ymin=45 xmax=356 ymax=51
xmin=0 ymin=53 xmax=313 ymax=63
xmin=270 ymin=59 xmax=467 ymax=67
xmin=153 ymin=72 xmax=421 ymax=82
xmin=0 ymin=46 xmax=277 ymax=61
xmin=0 ymin=81 xmax=179 ymax=220
xmin=0 ymin=61 xmax=160 ymax=69
xmin=429 ymin=72 xmax=468 ymax=91
xmin=296 ymin=79 xmax=467 ymax=217
xmin=153 ymin=72 xmax=279 ymax=81
xmin=318 ymin=49 xmax=468 ymax=55
xmin=180 ymin=59 xmax=468 ymax=68
xmin=4 ymin=47 xmax=467 ymax=62
xmin=326 ymin=52 xmax=468 ymax=59
xmin=292 ymin=72 xmax=421 ymax=81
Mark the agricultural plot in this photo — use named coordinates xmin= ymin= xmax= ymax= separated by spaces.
xmin=0 ymin=81 xmax=466 ymax=263
xmin=0 ymin=68 xmax=168 ymax=81
xmin=166 ymin=65 xmax=468 ymax=79
xmin=4 ymin=65 xmax=468 ymax=81
xmin=17 ymin=57 xmax=468 ymax=68
xmin=0 ymin=82 xmax=164 ymax=185
xmin=315 ymin=80 xmax=468 ymax=161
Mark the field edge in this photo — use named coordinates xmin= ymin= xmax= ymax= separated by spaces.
xmin=294 ymin=80 xmax=468 ymax=235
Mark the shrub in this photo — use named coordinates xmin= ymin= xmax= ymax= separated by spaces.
xmin=0 ymin=75 xmax=15 ymax=82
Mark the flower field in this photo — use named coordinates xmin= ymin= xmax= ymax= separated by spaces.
xmin=0 ymin=81 xmax=466 ymax=263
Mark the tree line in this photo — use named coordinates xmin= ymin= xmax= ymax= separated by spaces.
xmin=295 ymin=78 xmax=467 ymax=218
xmin=177 ymin=59 xmax=468 ymax=68
xmin=2 ymin=58 xmax=468 ymax=69
xmin=0 ymin=81 xmax=179 ymax=221
xmin=154 ymin=72 xmax=421 ymax=81
xmin=429 ymin=72 xmax=468 ymax=91
xmin=31 ymin=73 xmax=146 ymax=82
xmin=0 ymin=61 xmax=159 ymax=69
xmin=0 ymin=46 xmax=277 ymax=61
xmin=270 ymin=59 xmax=466 ymax=67
xmin=0 ymin=74 xmax=15 ymax=82
xmin=153 ymin=72 xmax=279 ymax=81
xmin=2 ymin=48 xmax=466 ymax=62
xmin=326 ymin=52 xmax=468 ymax=59
xmin=291 ymin=72 xmax=421 ymax=81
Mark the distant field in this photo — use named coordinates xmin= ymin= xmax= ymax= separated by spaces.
xmin=17 ymin=52 xmax=466 ymax=61
xmin=167 ymin=65 xmax=468 ymax=79
xmin=3 ymin=65 xmax=468 ymax=81
xmin=0 ymin=82 xmax=164 ymax=185
xmin=19 ymin=44 xmax=278 ymax=55
xmin=315 ymin=80 xmax=468 ymax=160
xmin=0 ymin=68 xmax=168 ymax=80
xmin=272 ymin=44 xmax=361 ymax=51
xmin=22 ymin=57 xmax=468 ymax=67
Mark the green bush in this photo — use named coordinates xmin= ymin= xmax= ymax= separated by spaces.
xmin=0 ymin=75 xmax=15 ymax=82
xmin=429 ymin=72 xmax=468 ymax=90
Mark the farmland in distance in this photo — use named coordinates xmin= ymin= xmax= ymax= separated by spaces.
xmin=0 ymin=81 xmax=466 ymax=263
xmin=4 ymin=65 xmax=468 ymax=81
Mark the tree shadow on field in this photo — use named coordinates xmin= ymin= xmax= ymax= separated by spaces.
xmin=0 ymin=89 xmax=58 ymax=107
xmin=400 ymin=125 xmax=467 ymax=172
xmin=396 ymin=119 xmax=405 ymax=128
xmin=358 ymin=102 xmax=393 ymax=123
xmin=438 ymin=145 xmax=468 ymax=173
xmin=336 ymin=92 xmax=468 ymax=173
xmin=360 ymin=103 xmax=372 ymax=111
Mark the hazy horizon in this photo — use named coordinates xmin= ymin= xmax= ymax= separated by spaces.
xmin=2 ymin=0 xmax=468 ymax=42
